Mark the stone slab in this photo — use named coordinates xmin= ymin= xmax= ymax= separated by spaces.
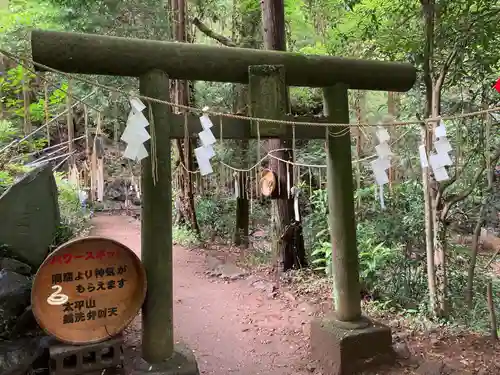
xmin=132 ymin=344 xmax=199 ymax=375
xmin=0 ymin=164 xmax=60 ymax=268
xmin=311 ymin=314 xmax=395 ymax=375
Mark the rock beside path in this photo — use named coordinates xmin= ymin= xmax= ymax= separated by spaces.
xmin=0 ymin=164 xmax=60 ymax=269
xmin=0 ymin=258 xmax=32 ymax=276
xmin=0 ymin=336 xmax=51 ymax=375
xmin=0 ymin=269 xmax=31 ymax=339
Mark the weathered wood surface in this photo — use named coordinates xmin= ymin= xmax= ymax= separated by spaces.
xmin=323 ymin=84 xmax=362 ymax=322
xmin=31 ymin=236 xmax=146 ymax=345
xmin=139 ymin=70 xmax=174 ymax=363
xmin=31 ymin=30 xmax=416 ymax=92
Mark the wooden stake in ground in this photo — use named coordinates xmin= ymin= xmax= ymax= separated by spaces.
xmin=94 ymin=114 xmax=104 ymax=202
xmin=66 ymin=79 xmax=74 ymax=169
xmin=22 ymin=62 xmax=32 ymax=135
xmin=43 ymin=77 xmax=50 ymax=145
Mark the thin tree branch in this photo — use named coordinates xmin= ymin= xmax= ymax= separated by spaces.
xmin=435 ymin=47 xmax=458 ymax=91
xmin=434 ymin=0 xmax=491 ymax=89
xmin=192 ymin=17 xmax=238 ymax=47
xmin=441 ymin=143 xmax=500 ymax=220
xmin=439 ymin=145 xmax=480 ymax=195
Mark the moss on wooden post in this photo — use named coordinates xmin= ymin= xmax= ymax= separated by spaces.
xmin=323 ymin=84 xmax=362 ymax=322
xmin=248 ymin=65 xmax=288 ymax=137
xmin=140 ymin=70 xmax=174 ymax=363
xmin=30 ymin=30 xmax=416 ymax=91
xmin=249 ymin=65 xmax=304 ymax=271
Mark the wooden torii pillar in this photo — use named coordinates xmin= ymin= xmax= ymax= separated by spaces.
xmin=31 ymin=30 xmax=416 ymax=375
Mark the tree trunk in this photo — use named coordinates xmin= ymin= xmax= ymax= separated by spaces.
xmin=487 ymin=281 xmax=498 ymax=340
xmin=466 ymin=147 xmax=496 ymax=308
xmin=261 ymin=0 xmax=306 ymax=273
xmin=232 ymin=81 xmax=250 ymax=247
xmin=230 ymin=7 xmax=258 ymax=247
xmin=172 ymin=0 xmax=200 ymax=236
xmin=192 ymin=10 xmax=260 ymax=247
xmin=421 ymin=0 xmax=438 ymax=317
xmin=432 ymin=208 xmax=448 ymax=317
xmin=431 ymin=83 xmax=447 ymax=317
xmin=466 ymin=202 xmax=486 ymax=309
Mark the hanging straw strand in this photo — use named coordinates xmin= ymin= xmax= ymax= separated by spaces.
xmin=148 ymin=102 xmax=159 ymax=184
xmin=3 ymin=49 xmax=500 ymax=129
xmin=43 ymin=77 xmax=50 ymax=145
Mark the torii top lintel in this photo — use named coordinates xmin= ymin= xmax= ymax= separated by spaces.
xmin=30 ymin=30 xmax=416 ymax=92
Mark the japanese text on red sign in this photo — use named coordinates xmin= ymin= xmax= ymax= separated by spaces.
xmin=50 ymin=250 xmax=119 ymax=265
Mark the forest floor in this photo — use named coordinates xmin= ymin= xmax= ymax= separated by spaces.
xmin=90 ymin=213 xmax=500 ymax=375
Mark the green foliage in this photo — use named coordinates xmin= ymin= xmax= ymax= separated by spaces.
xmin=43 ymin=0 xmax=171 ymax=38
xmin=0 ymin=170 xmax=14 ymax=195
xmin=181 ymin=192 xmax=270 ymax=245
xmin=0 ymin=0 xmax=62 ymax=50
xmin=195 ymin=195 xmax=236 ymax=241
xmin=357 ymin=181 xmax=425 ymax=250
xmin=52 ymin=172 xmax=91 ymax=246
xmin=173 ymin=225 xmax=200 ymax=247
xmin=310 ymin=240 xmax=331 ymax=273
xmin=304 ymin=187 xmax=328 ymax=262
xmin=306 ymin=183 xmax=427 ymax=305
xmin=0 ymin=119 xmax=19 ymax=146
xmin=194 ymin=82 xmax=233 ymax=111
xmin=5 ymin=0 xmax=500 ymax=338
xmin=0 ymin=65 xmax=68 ymax=122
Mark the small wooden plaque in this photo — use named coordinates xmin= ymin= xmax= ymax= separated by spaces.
xmin=260 ymin=169 xmax=277 ymax=197
xmin=31 ymin=236 xmax=146 ymax=345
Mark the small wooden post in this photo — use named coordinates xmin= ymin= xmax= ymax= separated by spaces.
xmin=22 ymin=61 xmax=32 ymax=136
xmin=66 ymin=81 xmax=74 ymax=167
xmin=233 ymin=171 xmax=249 ymax=247
xmin=140 ymin=70 xmax=174 ymax=363
xmin=323 ymin=84 xmax=362 ymax=322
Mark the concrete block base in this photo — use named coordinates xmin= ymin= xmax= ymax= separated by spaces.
xmin=311 ymin=314 xmax=395 ymax=375
xmin=133 ymin=344 xmax=199 ymax=375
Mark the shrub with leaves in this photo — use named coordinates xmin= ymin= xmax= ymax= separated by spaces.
xmin=173 ymin=225 xmax=200 ymax=247
xmin=52 ymin=172 xmax=91 ymax=246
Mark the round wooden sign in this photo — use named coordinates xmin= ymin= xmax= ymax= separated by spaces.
xmin=260 ymin=169 xmax=277 ymax=197
xmin=31 ymin=236 xmax=147 ymax=345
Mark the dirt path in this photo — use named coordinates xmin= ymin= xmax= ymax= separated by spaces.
xmin=90 ymin=214 xmax=315 ymax=375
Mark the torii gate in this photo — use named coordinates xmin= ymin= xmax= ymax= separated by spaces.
xmin=31 ymin=30 xmax=416 ymax=375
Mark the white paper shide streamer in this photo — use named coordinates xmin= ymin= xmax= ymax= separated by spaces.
xmin=430 ymin=121 xmax=453 ymax=181
xmin=195 ymin=107 xmax=217 ymax=176
xmin=122 ymin=97 xmax=150 ymax=162
xmin=419 ymin=120 xmax=453 ymax=182
xmin=370 ymin=126 xmax=393 ymax=209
